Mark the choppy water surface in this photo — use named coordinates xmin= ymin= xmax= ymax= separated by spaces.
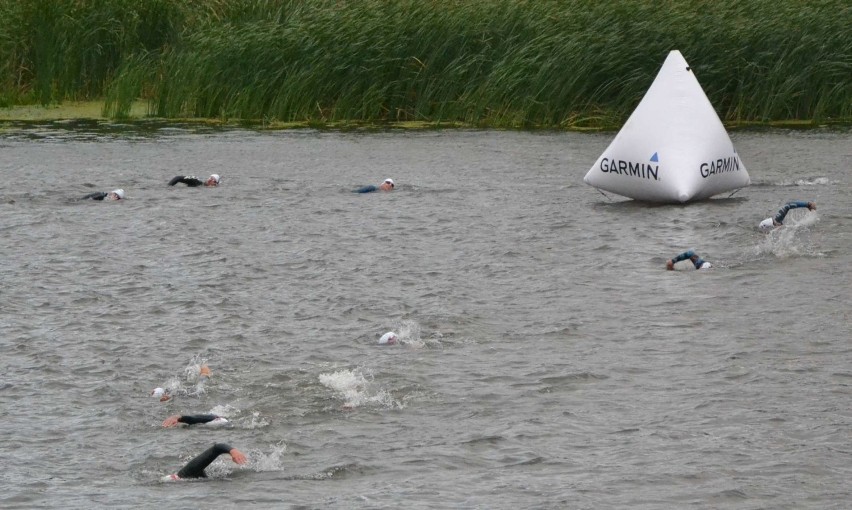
xmin=1 ymin=122 xmax=850 ymax=509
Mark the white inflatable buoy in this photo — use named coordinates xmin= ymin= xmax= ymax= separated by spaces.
xmin=584 ymin=50 xmax=750 ymax=203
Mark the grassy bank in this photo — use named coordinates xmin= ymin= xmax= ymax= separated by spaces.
xmin=2 ymin=0 xmax=850 ymax=128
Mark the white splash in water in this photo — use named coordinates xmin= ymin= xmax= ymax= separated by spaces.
xmin=318 ymin=368 xmax=401 ymax=409
xmin=249 ymin=442 xmax=288 ymax=472
xmin=154 ymin=355 xmax=211 ymax=397
xmin=397 ymin=320 xmax=424 ymax=348
xmin=209 ymin=403 xmax=236 ymax=418
xmin=245 ymin=411 xmax=269 ymax=429
xmin=755 ymin=214 xmax=821 ymax=259
xmin=794 ymin=177 xmax=831 ymax=186
xmin=396 ymin=319 xmax=446 ymax=348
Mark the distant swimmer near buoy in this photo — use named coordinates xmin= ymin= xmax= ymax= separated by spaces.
xmin=162 ymin=414 xmax=229 ymax=428
xmin=81 ymin=188 xmax=125 ymax=201
xmin=759 ymin=201 xmax=816 ymax=231
xmin=168 ymin=174 xmax=220 ymax=187
xmin=378 ymin=331 xmax=399 ymax=345
xmin=666 ymin=250 xmax=712 ymax=270
xmin=161 ymin=443 xmax=247 ymax=482
xmin=355 ymin=178 xmax=394 ymax=193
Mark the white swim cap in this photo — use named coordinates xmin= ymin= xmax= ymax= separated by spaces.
xmin=112 ymin=189 xmax=125 ymax=199
xmin=758 ymin=217 xmax=774 ymax=231
xmin=378 ymin=331 xmax=399 ymax=345
xmin=161 ymin=474 xmax=181 ymax=482
xmin=209 ymin=174 xmax=220 ymax=183
xmin=383 ymin=178 xmax=394 ymax=186
xmin=699 ymin=262 xmax=712 ymax=269
xmin=151 ymin=387 xmax=165 ymax=398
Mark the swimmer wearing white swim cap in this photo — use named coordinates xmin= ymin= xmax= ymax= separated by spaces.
xmin=759 ymin=200 xmax=816 ymax=231
xmin=378 ymin=331 xmax=399 ymax=345
xmin=151 ymin=387 xmax=171 ymax=402
xmin=81 ymin=188 xmax=125 ymax=201
xmin=168 ymin=174 xmax=221 ymax=187
xmin=666 ymin=250 xmax=712 ymax=270
xmin=354 ymin=178 xmax=395 ymax=193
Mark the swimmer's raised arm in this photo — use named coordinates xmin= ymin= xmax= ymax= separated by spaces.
xmin=168 ymin=175 xmax=204 ymax=187
xmin=169 ymin=443 xmax=246 ymax=480
xmin=667 ymin=250 xmax=711 ymax=270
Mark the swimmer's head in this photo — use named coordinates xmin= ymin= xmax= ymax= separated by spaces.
xmin=379 ymin=178 xmax=394 ymax=191
xmin=206 ymin=174 xmax=221 ymax=186
xmin=151 ymin=387 xmax=171 ymax=402
xmin=161 ymin=474 xmax=181 ymax=482
xmin=109 ymin=189 xmax=125 ymax=200
xmin=378 ymin=331 xmax=399 ymax=345
xmin=699 ymin=262 xmax=712 ymax=269
xmin=199 ymin=364 xmax=211 ymax=380
xmin=758 ymin=217 xmax=775 ymax=232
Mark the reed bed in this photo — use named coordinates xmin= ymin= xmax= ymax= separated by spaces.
xmin=2 ymin=0 xmax=850 ymax=126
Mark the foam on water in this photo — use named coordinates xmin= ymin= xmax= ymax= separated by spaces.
xmin=318 ymin=368 xmax=401 ymax=409
xmin=152 ymin=355 xmax=211 ymax=398
xmin=754 ymin=213 xmax=822 ymax=259
xmin=794 ymin=177 xmax=831 ymax=186
xmin=248 ymin=442 xmax=289 ymax=472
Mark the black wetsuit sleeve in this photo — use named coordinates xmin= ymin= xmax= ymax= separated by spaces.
xmin=176 ymin=443 xmax=233 ymax=479
xmin=354 ymin=185 xmax=378 ymax=193
xmin=168 ymin=176 xmax=204 ymax=187
xmin=81 ymin=192 xmax=108 ymax=201
xmin=177 ymin=414 xmax=219 ymax=425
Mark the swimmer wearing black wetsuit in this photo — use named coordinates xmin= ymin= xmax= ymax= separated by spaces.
xmin=82 ymin=189 xmax=124 ymax=201
xmin=162 ymin=414 xmax=227 ymax=427
xmin=164 ymin=443 xmax=247 ymax=481
xmin=168 ymin=174 xmax=220 ymax=187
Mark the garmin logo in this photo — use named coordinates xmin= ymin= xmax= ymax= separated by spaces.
xmin=700 ymin=157 xmax=740 ymax=178
xmin=599 ymin=158 xmax=659 ymax=180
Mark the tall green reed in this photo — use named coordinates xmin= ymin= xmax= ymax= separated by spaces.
xmin=0 ymin=0 xmax=182 ymax=105
xmin=3 ymin=0 xmax=849 ymax=125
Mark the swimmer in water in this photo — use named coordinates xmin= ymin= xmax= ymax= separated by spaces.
xmin=168 ymin=174 xmax=221 ymax=187
xmin=81 ymin=189 xmax=124 ymax=201
xmin=162 ymin=443 xmax=246 ymax=481
xmin=151 ymin=364 xmax=210 ymax=401
xmin=378 ymin=331 xmax=399 ymax=345
xmin=151 ymin=387 xmax=171 ymax=402
xmin=162 ymin=414 xmax=229 ymax=428
xmin=759 ymin=201 xmax=816 ymax=231
xmin=666 ymin=250 xmax=712 ymax=270
xmin=354 ymin=178 xmax=394 ymax=193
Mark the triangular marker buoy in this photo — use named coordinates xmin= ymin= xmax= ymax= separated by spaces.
xmin=583 ymin=50 xmax=751 ymax=203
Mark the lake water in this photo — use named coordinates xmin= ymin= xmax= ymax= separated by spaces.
xmin=1 ymin=122 xmax=850 ymax=509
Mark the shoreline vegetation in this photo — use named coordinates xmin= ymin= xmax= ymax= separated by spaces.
xmin=0 ymin=101 xmax=840 ymax=132
xmin=1 ymin=1 xmax=850 ymax=130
